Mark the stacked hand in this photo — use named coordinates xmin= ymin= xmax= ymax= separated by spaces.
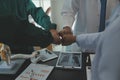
xmin=59 ymin=26 xmax=73 ymax=35
xmin=50 ymin=26 xmax=76 ymax=46
xmin=59 ymin=26 xmax=76 ymax=45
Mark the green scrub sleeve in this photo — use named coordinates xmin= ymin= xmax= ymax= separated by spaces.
xmin=25 ymin=0 xmax=56 ymax=30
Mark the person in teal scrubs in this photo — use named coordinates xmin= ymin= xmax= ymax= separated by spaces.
xmin=0 ymin=0 xmax=61 ymax=54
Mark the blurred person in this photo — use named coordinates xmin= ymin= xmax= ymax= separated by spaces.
xmin=61 ymin=1 xmax=120 ymax=80
xmin=59 ymin=0 xmax=118 ymax=52
xmin=0 ymin=0 xmax=61 ymax=54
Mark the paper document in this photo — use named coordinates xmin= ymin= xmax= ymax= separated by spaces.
xmin=15 ymin=63 xmax=54 ymax=80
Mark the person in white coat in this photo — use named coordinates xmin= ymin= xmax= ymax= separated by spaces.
xmin=61 ymin=2 xmax=120 ymax=80
xmin=60 ymin=0 xmax=118 ymax=52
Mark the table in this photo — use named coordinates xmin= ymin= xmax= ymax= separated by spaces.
xmin=0 ymin=51 xmax=87 ymax=80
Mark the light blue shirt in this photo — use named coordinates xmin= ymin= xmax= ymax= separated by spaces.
xmin=76 ymin=4 xmax=120 ymax=80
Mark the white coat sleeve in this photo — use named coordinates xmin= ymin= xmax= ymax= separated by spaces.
xmin=76 ymin=32 xmax=102 ymax=51
xmin=61 ymin=0 xmax=79 ymax=28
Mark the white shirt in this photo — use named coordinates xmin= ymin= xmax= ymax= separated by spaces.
xmin=61 ymin=0 xmax=119 ymax=34
xmin=61 ymin=0 xmax=100 ymax=35
xmin=61 ymin=0 xmax=119 ymax=52
xmin=76 ymin=4 xmax=120 ymax=80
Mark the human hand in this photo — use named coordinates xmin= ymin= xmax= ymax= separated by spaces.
xmin=61 ymin=34 xmax=76 ymax=46
xmin=59 ymin=26 xmax=73 ymax=37
xmin=50 ymin=29 xmax=61 ymax=45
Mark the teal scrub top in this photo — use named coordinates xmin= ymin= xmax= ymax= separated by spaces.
xmin=0 ymin=0 xmax=56 ymax=50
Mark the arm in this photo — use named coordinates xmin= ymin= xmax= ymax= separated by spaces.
xmin=12 ymin=23 xmax=61 ymax=48
xmin=0 ymin=0 xmax=61 ymax=48
xmin=98 ymin=14 xmax=120 ymax=80
xmin=62 ymin=32 xmax=102 ymax=51
xmin=59 ymin=0 xmax=80 ymax=35
xmin=76 ymin=33 xmax=101 ymax=51
xmin=25 ymin=0 xmax=56 ymax=30
xmin=61 ymin=0 xmax=79 ymax=28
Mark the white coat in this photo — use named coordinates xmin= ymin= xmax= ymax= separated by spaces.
xmin=61 ymin=0 xmax=118 ymax=52
xmin=76 ymin=4 xmax=120 ymax=80
xmin=61 ymin=0 xmax=100 ymax=34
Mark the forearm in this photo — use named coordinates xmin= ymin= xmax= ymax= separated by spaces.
xmin=76 ymin=33 xmax=101 ymax=51
xmin=11 ymin=23 xmax=54 ymax=48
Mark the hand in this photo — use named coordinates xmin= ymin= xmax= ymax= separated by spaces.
xmin=50 ymin=29 xmax=61 ymax=44
xmin=59 ymin=26 xmax=73 ymax=37
xmin=61 ymin=34 xmax=76 ymax=46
